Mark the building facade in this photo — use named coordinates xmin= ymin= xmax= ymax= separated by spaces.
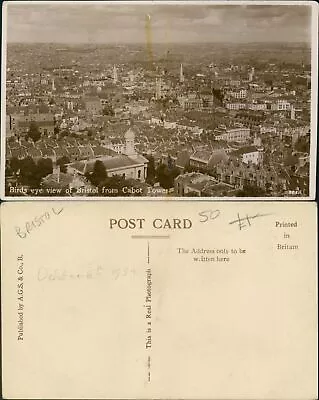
xmin=214 ymin=126 xmax=250 ymax=142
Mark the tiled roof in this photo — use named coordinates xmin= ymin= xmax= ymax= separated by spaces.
xmin=191 ymin=150 xmax=211 ymax=162
xmin=231 ymin=146 xmax=259 ymax=156
xmin=91 ymin=146 xmax=116 ymax=157
xmin=18 ymin=120 xmax=54 ymax=128
xmin=284 ymin=154 xmax=299 ymax=167
xmin=41 ymin=147 xmax=55 ymax=157
xmin=54 ymin=147 xmax=70 ymax=158
xmin=176 ymin=150 xmax=190 ymax=168
xmin=103 ymin=155 xmax=146 ymax=170
xmin=209 ymin=150 xmax=229 ymax=165
xmin=69 ymin=154 xmax=147 ymax=174
xmin=11 ymin=148 xmax=28 ymax=159
xmin=79 ymin=146 xmax=94 ymax=157
xmin=28 ymin=148 xmax=42 ymax=158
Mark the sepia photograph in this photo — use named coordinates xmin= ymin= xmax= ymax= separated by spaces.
xmin=1 ymin=201 xmax=317 ymax=399
xmin=1 ymin=1 xmax=318 ymax=199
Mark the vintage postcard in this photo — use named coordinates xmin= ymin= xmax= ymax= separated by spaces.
xmin=1 ymin=201 xmax=317 ymax=399
xmin=1 ymin=1 xmax=318 ymax=200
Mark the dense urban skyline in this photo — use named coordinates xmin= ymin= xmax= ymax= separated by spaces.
xmin=4 ymin=3 xmax=314 ymax=199
xmin=6 ymin=3 xmax=312 ymax=44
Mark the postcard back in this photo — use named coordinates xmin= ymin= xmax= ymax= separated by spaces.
xmin=1 ymin=201 xmax=317 ymax=399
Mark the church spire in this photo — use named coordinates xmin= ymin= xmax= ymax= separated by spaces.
xmin=180 ymin=63 xmax=184 ymax=83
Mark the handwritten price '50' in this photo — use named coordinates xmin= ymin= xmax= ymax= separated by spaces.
xmin=198 ymin=209 xmax=221 ymax=223
xmin=198 ymin=209 xmax=272 ymax=230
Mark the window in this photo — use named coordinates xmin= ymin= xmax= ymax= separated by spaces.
xmin=138 ymin=170 xmax=141 ymax=179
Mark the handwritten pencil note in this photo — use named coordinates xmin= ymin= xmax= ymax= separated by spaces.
xmin=1 ymin=201 xmax=317 ymax=399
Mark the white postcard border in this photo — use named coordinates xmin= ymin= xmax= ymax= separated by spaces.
xmin=1 ymin=0 xmax=317 ymax=201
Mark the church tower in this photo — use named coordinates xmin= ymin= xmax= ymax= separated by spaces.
xmin=113 ymin=65 xmax=118 ymax=84
xmin=248 ymin=67 xmax=255 ymax=82
xmin=155 ymin=78 xmax=162 ymax=100
xmin=124 ymin=128 xmax=137 ymax=157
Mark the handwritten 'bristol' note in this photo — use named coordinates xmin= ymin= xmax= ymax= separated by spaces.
xmin=1 ymin=201 xmax=317 ymax=399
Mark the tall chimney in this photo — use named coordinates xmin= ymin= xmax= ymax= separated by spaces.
xmin=290 ymin=105 xmax=295 ymax=120
xmin=56 ymin=165 xmax=60 ymax=184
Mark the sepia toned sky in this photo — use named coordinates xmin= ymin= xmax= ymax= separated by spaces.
xmin=5 ymin=2 xmax=313 ymax=44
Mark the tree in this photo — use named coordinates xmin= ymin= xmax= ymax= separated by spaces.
xmin=10 ymin=157 xmax=21 ymax=175
xmin=294 ymin=137 xmax=310 ymax=153
xmin=237 ymin=184 xmax=266 ymax=197
xmin=19 ymin=157 xmax=40 ymax=187
xmin=27 ymin=121 xmax=41 ymax=142
xmin=167 ymin=155 xmax=174 ymax=169
xmin=212 ymin=88 xmax=224 ymax=105
xmin=156 ymin=163 xmax=180 ymax=189
xmin=5 ymin=160 xmax=13 ymax=177
xmin=37 ymin=158 xmax=53 ymax=179
xmin=60 ymin=129 xmax=70 ymax=138
xmin=102 ymin=104 xmax=115 ymax=116
xmin=145 ymin=155 xmax=156 ymax=184
xmin=87 ymin=160 xmax=107 ymax=186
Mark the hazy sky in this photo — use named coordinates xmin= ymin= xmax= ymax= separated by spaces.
xmin=6 ymin=2 xmax=312 ymax=44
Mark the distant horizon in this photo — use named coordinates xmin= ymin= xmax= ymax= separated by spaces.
xmin=7 ymin=41 xmax=311 ymax=46
xmin=5 ymin=3 xmax=313 ymax=44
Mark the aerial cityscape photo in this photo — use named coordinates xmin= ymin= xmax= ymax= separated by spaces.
xmin=3 ymin=2 xmax=315 ymax=198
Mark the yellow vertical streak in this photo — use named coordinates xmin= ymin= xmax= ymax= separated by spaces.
xmin=145 ymin=14 xmax=153 ymax=66
xmin=165 ymin=18 xmax=171 ymax=59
